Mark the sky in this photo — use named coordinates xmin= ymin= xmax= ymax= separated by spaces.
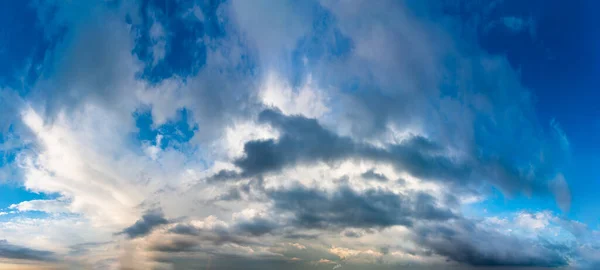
xmin=0 ymin=0 xmax=598 ymax=269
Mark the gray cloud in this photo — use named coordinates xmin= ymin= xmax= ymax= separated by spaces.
xmin=32 ymin=5 xmax=139 ymax=120
xmin=168 ymin=224 xmax=200 ymax=236
xmin=167 ymin=220 xmax=269 ymax=248
xmin=236 ymin=108 xmax=569 ymax=205
xmin=233 ymin=217 xmax=278 ymax=236
xmin=361 ymin=169 xmax=388 ymax=182
xmin=206 ymin=169 xmax=241 ymax=183
xmin=268 ymin=184 xmax=455 ymax=229
xmin=343 ymin=230 xmax=363 ymax=238
xmin=68 ymin=241 xmax=112 ymax=256
xmin=118 ymin=209 xmax=169 ymax=238
xmin=0 ymin=239 xmax=55 ymax=261
xmin=413 ymin=219 xmax=569 ymax=267
xmin=150 ymin=238 xmax=199 ymax=253
xmin=236 ymin=109 xmax=471 ymax=186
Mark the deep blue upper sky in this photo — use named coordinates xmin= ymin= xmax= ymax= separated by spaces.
xmin=473 ymin=0 xmax=600 ymax=225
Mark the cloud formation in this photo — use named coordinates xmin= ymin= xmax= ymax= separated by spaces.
xmin=118 ymin=209 xmax=169 ymax=239
xmin=267 ymin=184 xmax=455 ymax=229
xmin=0 ymin=240 xmax=55 ymax=261
xmin=0 ymin=0 xmax=592 ymax=269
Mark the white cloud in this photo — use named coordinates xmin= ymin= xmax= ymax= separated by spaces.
xmin=259 ymin=73 xmax=330 ymax=119
xmin=9 ymin=199 xmax=71 ymax=214
xmin=149 ymin=20 xmax=167 ymax=67
xmin=515 ymin=211 xmax=551 ymax=231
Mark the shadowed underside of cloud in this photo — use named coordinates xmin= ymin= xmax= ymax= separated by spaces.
xmin=234 ymin=109 xmax=564 ymax=201
xmin=0 ymin=240 xmax=55 ymax=261
xmin=361 ymin=169 xmax=389 ymax=182
xmin=235 ymin=109 xmax=470 ymax=183
xmin=268 ymin=184 xmax=455 ymax=229
xmin=413 ymin=219 xmax=569 ymax=267
xmin=118 ymin=209 xmax=169 ymax=238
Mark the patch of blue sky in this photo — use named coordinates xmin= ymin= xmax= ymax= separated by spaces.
xmin=133 ymin=108 xmax=197 ymax=152
xmin=0 ymin=1 xmax=50 ymax=91
xmin=131 ymin=0 xmax=229 ymax=84
xmin=0 ymin=185 xmax=59 ymax=213
xmin=464 ymin=187 xmax=562 ymax=218
xmin=422 ymin=0 xmax=599 ymax=227
xmin=473 ymin=1 xmax=600 ymax=226
xmin=289 ymin=4 xmax=353 ymax=88
xmin=0 ymin=131 xmax=59 ymax=210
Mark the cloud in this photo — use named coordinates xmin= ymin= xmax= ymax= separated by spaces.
xmin=118 ymin=209 xmax=169 ymax=239
xmin=235 ymin=109 xmax=470 ymax=186
xmin=0 ymin=239 xmax=55 ymax=261
xmin=413 ymin=218 xmax=569 ymax=267
xmin=514 ymin=211 xmax=551 ymax=231
xmin=550 ymin=173 xmax=572 ymax=212
xmin=267 ymin=184 xmax=455 ymax=229
xmin=0 ymin=0 xmax=584 ymax=269
xmin=233 ymin=216 xmax=278 ymax=236
xmin=9 ymin=199 xmax=70 ymax=214
xmin=361 ymin=169 xmax=389 ymax=182
xmin=32 ymin=4 xmax=140 ymax=120
xmin=168 ymin=224 xmax=200 ymax=236
xmin=67 ymin=241 xmax=112 ymax=256
xmin=501 ymin=16 xmax=536 ymax=36
xmin=235 ymin=108 xmax=567 ymax=202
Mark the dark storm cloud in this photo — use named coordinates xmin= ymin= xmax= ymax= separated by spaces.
xmin=0 ymin=239 xmax=55 ymax=261
xmin=413 ymin=219 xmax=569 ymax=267
xmin=361 ymin=169 xmax=388 ymax=182
xmin=118 ymin=209 xmax=169 ymax=238
xmin=267 ymin=184 xmax=455 ymax=229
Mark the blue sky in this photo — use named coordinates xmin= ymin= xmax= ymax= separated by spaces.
xmin=473 ymin=0 xmax=600 ymax=226
xmin=0 ymin=0 xmax=598 ymax=269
